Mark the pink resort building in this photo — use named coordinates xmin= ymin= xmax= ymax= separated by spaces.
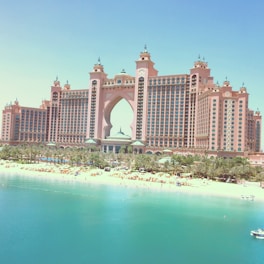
xmin=1 ymin=48 xmax=262 ymax=159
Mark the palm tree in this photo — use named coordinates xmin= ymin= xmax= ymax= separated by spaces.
xmin=134 ymin=154 xmax=151 ymax=171
xmin=0 ymin=145 xmax=13 ymax=160
xmin=88 ymin=152 xmax=108 ymax=168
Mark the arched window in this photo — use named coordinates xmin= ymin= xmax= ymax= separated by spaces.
xmin=191 ymin=75 xmax=197 ymax=86
xmin=52 ymin=92 xmax=58 ymax=101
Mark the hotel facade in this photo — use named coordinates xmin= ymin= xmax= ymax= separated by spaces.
xmin=1 ymin=48 xmax=262 ymax=156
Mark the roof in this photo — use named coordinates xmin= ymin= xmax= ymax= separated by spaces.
xmin=107 ymin=129 xmax=131 ymax=140
xmin=163 ymin=149 xmax=172 ymax=153
xmin=85 ymin=138 xmax=97 ymax=144
xmin=46 ymin=142 xmax=56 ymax=146
xmin=131 ymin=140 xmax=145 ymax=146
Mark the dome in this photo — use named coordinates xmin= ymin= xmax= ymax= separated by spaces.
xmin=114 ymin=69 xmax=130 ymax=77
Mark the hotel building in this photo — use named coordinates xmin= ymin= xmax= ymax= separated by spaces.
xmin=48 ymin=80 xmax=89 ymax=146
xmin=1 ymin=99 xmax=48 ymax=144
xmin=1 ymin=48 xmax=262 ymax=156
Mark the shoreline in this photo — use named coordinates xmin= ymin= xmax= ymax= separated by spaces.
xmin=0 ymin=160 xmax=263 ymax=201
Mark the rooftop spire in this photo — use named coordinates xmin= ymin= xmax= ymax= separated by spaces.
xmin=54 ymin=75 xmax=60 ymax=86
xmin=93 ymin=57 xmax=104 ymax=73
xmin=144 ymin=44 xmax=148 ymax=53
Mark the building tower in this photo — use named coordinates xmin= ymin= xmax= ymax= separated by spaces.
xmin=87 ymin=58 xmax=107 ymax=142
xmin=48 ymin=77 xmax=62 ymax=143
xmin=133 ymin=46 xmax=158 ymax=142
xmin=190 ymin=56 xmax=213 ymax=148
xmin=254 ymin=110 xmax=262 ymax=152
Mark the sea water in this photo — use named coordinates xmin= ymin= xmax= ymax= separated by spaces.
xmin=0 ymin=174 xmax=263 ymax=264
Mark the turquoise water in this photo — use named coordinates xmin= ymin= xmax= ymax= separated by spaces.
xmin=0 ymin=174 xmax=263 ymax=264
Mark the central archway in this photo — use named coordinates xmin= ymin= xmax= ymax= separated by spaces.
xmin=102 ymin=93 xmax=135 ymax=139
xmin=110 ymin=99 xmax=133 ymax=136
xmin=87 ymin=49 xmax=158 ymax=147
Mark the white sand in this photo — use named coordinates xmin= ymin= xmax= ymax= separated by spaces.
xmin=0 ymin=160 xmax=263 ymax=201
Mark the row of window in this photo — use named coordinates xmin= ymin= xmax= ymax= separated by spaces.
xmin=149 ymin=77 xmax=187 ymax=85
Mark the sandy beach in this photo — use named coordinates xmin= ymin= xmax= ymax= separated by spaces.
xmin=0 ymin=160 xmax=263 ymax=202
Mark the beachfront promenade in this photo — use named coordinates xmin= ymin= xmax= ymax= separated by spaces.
xmin=0 ymin=160 xmax=263 ymax=201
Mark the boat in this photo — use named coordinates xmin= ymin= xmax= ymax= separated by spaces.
xmin=250 ymin=228 xmax=264 ymax=239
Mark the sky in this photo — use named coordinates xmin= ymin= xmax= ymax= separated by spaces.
xmin=1 ymin=0 xmax=264 ymax=149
